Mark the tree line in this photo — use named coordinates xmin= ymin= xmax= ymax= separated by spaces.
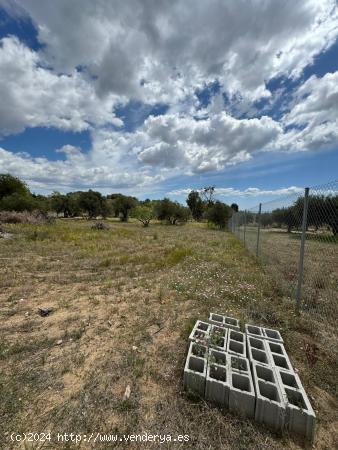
xmin=1 ymin=174 xmax=336 ymax=234
xmin=0 ymin=174 xmax=235 ymax=228
xmin=242 ymin=196 xmax=338 ymax=236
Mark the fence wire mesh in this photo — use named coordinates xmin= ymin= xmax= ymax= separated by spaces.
xmin=228 ymin=181 xmax=338 ymax=329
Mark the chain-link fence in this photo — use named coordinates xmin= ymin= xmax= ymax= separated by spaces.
xmin=228 ymin=180 xmax=338 ymax=328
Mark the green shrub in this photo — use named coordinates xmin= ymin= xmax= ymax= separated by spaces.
xmin=205 ymin=201 xmax=232 ymax=229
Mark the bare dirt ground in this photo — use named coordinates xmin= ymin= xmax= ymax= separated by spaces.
xmin=0 ymin=220 xmax=337 ymax=449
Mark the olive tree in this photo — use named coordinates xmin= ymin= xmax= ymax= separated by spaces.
xmin=113 ymin=195 xmax=138 ymax=222
xmin=205 ymin=201 xmax=232 ymax=229
xmin=133 ymin=205 xmax=154 ymax=227
xmin=155 ymin=198 xmax=190 ymax=225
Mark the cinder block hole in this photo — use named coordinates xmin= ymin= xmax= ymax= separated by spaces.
xmin=212 ymin=326 xmax=226 ymax=337
xmin=280 ymin=371 xmax=298 ymax=389
xmin=197 ymin=321 xmax=209 ymax=331
xmin=193 ymin=330 xmax=206 ymax=340
xmin=269 ymin=342 xmax=283 ymax=354
xmin=258 ymin=381 xmax=280 ymax=402
xmin=211 ymin=313 xmax=223 ymax=323
xmin=273 ymin=354 xmax=290 ymax=370
xmin=232 ymin=373 xmax=251 ymax=392
xmin=188 ymin=356 xmax=205 ymax=373
xmin=231 ymin=356 xmax=248 ymax=371
xmin=225 ymin=317 xmax=237 ymax=326
xmin=285 ymin=388 xmax=307 ymax=409
xmin=229 ymin=340 xmax=244 ymax=354
xmin=249 ymin=337 xmax=264 ymax=350
xmin=252 ymin=348 xmax=268 ymax=364
xmin=248 ymin=325 xmax=261 ymax=335
xmin=265 ymin=328 xmax=280 ymax=339
xmin=210 ymin=349 xmax=226 ymax=366
xmin=211 ymin=336 xmax=225 ymax=348
xmin=230 ymin=330 xmax=244 ymax=342
xmin=191 ymin=343 xmax=207 ymax=358
xmin=256 ymin=365 xmax=274 ymax=382
xmin=210 ymin=365 xmax=227 ymax=382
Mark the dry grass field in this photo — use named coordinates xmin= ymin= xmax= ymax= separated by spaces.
xmin=244 ymin=226 xmax=338 ymax=327
xmin=0 ymin=220 xmax=337 ymax=449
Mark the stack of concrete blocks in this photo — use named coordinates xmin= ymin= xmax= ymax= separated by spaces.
xmin=185 ymin=313 xmax=255 ymax=420
xmin=184 ymin=313 xmax=316 ymax=442
xmin=183 ymin=340 xmax=208 ymax=397
xmin=245 ymin=323 xmax=316 ymax=441
xmin=209 ymin=312 xmax=240 ymax=330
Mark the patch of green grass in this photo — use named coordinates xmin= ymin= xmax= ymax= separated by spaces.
xmin=71 ymin=352 xmax=86 ymax=367
xmin=289 ymin=232 xmax=338 ymax=244
xmin=181 ymin=317 xmax=198 ymax=339
xmin=26 ymin=229 xmax=51 ymax=241
xmin=61 ymin=364 xmax=71 ymax=375
xmin=0 ymin=370 xmax=24 ymax=435
xmin=58 ymin=298 xmax=71 ymax=309
xmin=116 ymin=397 xmax=138 ymax=412
xmin=0 ymin=338 xmax=10 ymax=360
xmin=158 ymin=286 xmax=165 ymax=302
xmin=3 ymin=336 xmax=54 ymax=359
xmin=97 ymin=257 xmax=112 ymax=268
xmin=88 ymin=295 xmax=100 ymax=306
xmin=165 ymin=246 xmax=193 ymax=265
xmin=66 ymin=326 xmax=86 ymax=341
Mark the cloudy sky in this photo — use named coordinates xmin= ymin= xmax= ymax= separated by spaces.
xmin=0 ymin=0 xmax=337 ymax=208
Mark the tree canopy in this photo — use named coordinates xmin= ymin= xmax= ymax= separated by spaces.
xmin=186 ymin=190 xmax=205 ymax=221
xmin=132 ymin=205 xmax=154 ymax=227
xmin=154 ymin=198 xmax=190 ymax=225
xmin=205 ymin=201 xmax=232 ymax=229
xmin=0 ymin=174 xmax=29 ymax=200
xmin=113 ymin=194 xmax=137 ymax=221
xmin=1 ymin=174 xmax=337 ymax=235
xmin=78 ymin=190 xmax=108 ymax=218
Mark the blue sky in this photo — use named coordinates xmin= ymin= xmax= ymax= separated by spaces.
xmin=0 ymin=0 xmax=337 ymax=208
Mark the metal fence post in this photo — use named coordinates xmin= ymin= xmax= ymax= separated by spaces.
xmin=256 ymin=203 xmax=262 ymax=257
xmin=296 ymin=187 xmax=310 ymax=314
xmin=243 ymin=210 xmax=247 ymax=244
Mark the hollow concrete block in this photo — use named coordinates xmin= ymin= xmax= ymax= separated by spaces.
xmin=275 ymin=368 xmax=316 ymax=442
xmin=252 ymin=362 xmax=286 ymax=431
xmin=270 ymin=351 xmax=293 ymax=372
xmin=228 ymin=354 xmax=250 ymax=374
xmin=206 ymin=362 xmax=229 ymax=407
xmin=208 ymin=312 xmax=225 ymax=326
xmin=245 ymin=323 xmax=264 ymax=338
xmin=262 ymin=327 xmax=284 ymax=344
xmin=223 ymin=315 xmax=240 ymax=331
xmin=188 ymin=320 xmax=210 ymax=345
xmin=229 ymin=370 xmax=255 ymax=419
xmin=209 ymin=325 xmax=228 ymax=351
xmin=183 ymin=342 xmax=208 ymax=397
xmin=208 ymin=348 xmax=227 ymax=366
xmin=227 ymin=329 xmax=246 ymax=358
xmin=247 ymin=339 xmax=272 ymax=367
xmin=266 ymin=341 xmax=293 ymax=372
xmin=209 ymin=312 xmax=240 ymax=330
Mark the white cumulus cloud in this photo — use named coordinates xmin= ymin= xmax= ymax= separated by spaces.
xmin=0 ymin=36 xmax=122 ymax=135
xmin=0 ymin=0 xmax=337 ymax=192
